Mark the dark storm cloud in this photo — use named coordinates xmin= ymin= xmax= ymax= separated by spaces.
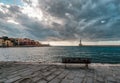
xmin=0 ymin=0 xmax=120 ymax=41
xmin=33 ymin=0 xmax=120 ymax=41
xmin=49 ymin=0 xmax=120 ymax=41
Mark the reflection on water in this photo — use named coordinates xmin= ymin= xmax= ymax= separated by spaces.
xmin=0 ymin=46 xmax=120 ymax=63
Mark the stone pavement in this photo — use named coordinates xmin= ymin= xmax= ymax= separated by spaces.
xmin=0 ymin=62 xmax=120 ymax=83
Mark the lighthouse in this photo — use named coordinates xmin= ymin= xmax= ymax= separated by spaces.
xmin=79 ymin=39 xmax=82 ymax=46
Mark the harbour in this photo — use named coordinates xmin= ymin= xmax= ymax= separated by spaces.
xmin=0 ymin=46 xmax=120 ymax=64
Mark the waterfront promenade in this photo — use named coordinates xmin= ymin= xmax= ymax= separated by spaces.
xmin=0 ymin=62 xmax=120 ymax=83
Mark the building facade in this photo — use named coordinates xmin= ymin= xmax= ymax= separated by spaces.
xmin=0 ymin=38 xmax=4 ymax=46
xmin=4 ymin=40 xmax=14 ymax=47
xmin=0 ymin=36 xmax=42 ymax=47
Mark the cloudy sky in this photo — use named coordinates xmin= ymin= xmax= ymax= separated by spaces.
xmin=0 ymin=0 xmax=120 ymax=45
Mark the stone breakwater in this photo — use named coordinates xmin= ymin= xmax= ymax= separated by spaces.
xmin=0 ymin=62 xmax=120 ymax=83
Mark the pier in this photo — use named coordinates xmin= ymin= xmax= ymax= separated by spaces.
xmin=0 ymin=62 xmax=120 ymax=83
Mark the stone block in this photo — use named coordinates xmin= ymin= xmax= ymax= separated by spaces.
xmin=5 ymin=76 xmax=21 ymax=83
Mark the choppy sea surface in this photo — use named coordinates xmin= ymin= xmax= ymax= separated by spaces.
xmin=0 ymin=46 xmax=120 ymax=64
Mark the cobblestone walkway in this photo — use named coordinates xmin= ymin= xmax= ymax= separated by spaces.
xmin=0 ymin=62 xmax=120 ymax=83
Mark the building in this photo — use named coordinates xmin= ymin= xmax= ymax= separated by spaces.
xmin=0 ymin=38 xmax=4 ymax=46
xmin=35 ymin=41 xmax=41 ymax=46
xmin=0 ymin=36 xmax=44 ymax=47
xmin=4 ymin=40 xmax=14 ymax=47
xmin=16 ymin=38 xmax=23 ymax=46
xmin=0 ymin=37 xmax=14 ymax=47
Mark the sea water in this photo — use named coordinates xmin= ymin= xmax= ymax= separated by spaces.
xmin=0 ymin=46 xmax=120 ymax=64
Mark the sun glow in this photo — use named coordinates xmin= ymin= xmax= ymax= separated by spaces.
xmin=22 ymin=5 xmax=43 ymax=21
xmin=40 ymin=40 xmax=120 ymax=46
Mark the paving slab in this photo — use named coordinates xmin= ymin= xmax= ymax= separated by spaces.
xmin=0 ymin=62 xmax=120 ymax=83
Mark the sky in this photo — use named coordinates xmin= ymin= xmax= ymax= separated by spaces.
xmin=0 ymin=0 xmax=120 ymax=45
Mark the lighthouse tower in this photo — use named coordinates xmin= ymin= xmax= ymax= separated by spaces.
xmin=79 ymin=39 xmax=82 ymax=46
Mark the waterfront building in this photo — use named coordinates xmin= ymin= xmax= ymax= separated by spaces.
xmin=0 ymin=38 xmax=4 ymax=46
xmin=4 ymin=40 xmax=14 ymax=47
xmin=35 ymin=41 xmax=41 ymax=46
xmin=0 ymin=36 xmax=13 ymax=47
xmin=0 ymin=36 xmax=46 ymax=47
xmin=16 ymin=38 xmax=20 ymax=46
xmin=17 ymin=38 xmax=24 ymax=46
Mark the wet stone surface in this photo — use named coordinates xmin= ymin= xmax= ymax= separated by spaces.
xmin=0 ymin=62 xmax=120 ymax=83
